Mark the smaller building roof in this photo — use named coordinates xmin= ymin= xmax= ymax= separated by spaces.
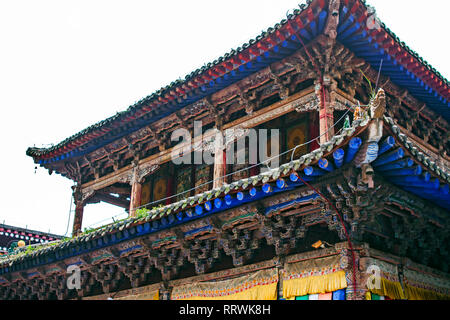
xmin=0 ymin=224 xmax=63 ymax=253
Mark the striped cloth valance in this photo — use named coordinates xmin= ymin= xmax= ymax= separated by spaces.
xmin=171 ymin=268 xmax=278 ymax=300
xmin=403 ymin=268 xmax=450 ymax=300
xmin=282 ymin=255 xmax=347 ymax=299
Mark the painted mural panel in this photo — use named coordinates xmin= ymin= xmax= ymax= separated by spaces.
xmin=176 ymin=167 xmax=192 ymax=201
xmin=287 ymin=121 xmax=308 ymax=160
xmin=195 ymin=164 xmax=211 ymax=195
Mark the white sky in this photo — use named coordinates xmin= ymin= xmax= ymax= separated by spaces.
xmin=0 ymin=0 xmax=449 ymax=237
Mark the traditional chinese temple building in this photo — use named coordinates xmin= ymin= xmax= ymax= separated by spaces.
xmin=1 ymin=0 xmax=449 ymax=300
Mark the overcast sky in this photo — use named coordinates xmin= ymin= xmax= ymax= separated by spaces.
xmin=0 ymin=0 xmax=448 ymax=237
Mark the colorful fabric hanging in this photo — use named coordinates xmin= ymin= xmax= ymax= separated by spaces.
xmin=405 ymin=285 xmax=450 ymax=300
xmin=308 ymin=294 xmax=319 ymax=300
xmin=370 ymin=293 xmax=384 ymax=300
xmin=370 ymin=277 xmax=405 ymax=300
xmin=282 ymin=255 xmax=347 ymax=299
xmin=332 ymin=289 xmax=346 ymax=300
xmin=171 ymin=268 xmax=278 ymax=300
xmin=292 ymin=290 xmax=344 ymax=300
xmin=318 ymin=293 xmax=332 ymax=300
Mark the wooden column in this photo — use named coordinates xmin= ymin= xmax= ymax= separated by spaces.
xmin=72 ymin=201 xmax=85 ymax=237
xmin=316 ymin=78 xmax=335 ymax=144
xmin=213 ymin=148 xmax=226 ymax=189
xmin=71 ymin=186 xmax=90 ymax=237
xmin=212 ymin=115 xmax=226 ymax=189
xmin=127 ymin=161 xmax=160 ymax=217
xmin=129 ymin=179 xmax=142 ymax=218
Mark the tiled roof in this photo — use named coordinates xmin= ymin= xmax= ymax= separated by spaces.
xmin=27 ymin=0 xmax=450 ymax=167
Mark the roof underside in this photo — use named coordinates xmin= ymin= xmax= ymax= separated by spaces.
xmin=26 ymin=0 xmax=449 ymax=166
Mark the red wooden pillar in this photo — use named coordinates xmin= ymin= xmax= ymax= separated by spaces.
xmin=72 ymin=200 xmax=85 ymax=237
xmin=213 ymin=149 xmax=226 ymax=189
xmin=319 ymin=107 xmax=335 ymax=144
xmin=129 ymin=180 xmax=142 ymax=218
xmin=316 ymin=80 xmax=334 ymax=144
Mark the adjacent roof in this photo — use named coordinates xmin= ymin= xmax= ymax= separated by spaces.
xmin=27 ymin=0 xmax=450 ymax=168
xmin=0 ymin=224 xmax=62 ymax=242
xmin=0 ymin=224 xmax=63 ymax=254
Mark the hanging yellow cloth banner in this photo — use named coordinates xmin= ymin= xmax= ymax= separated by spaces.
xmin=282 ymin=255 xmax=347 ymax=299
xmin=171 ymin=268 xmax=278 ymax=300
xmin=363 ymin=258 xmax=405 ymax=300
xmin=369 ymin=277 xmax=405 ymax=300
xmin=403 ymin=268 xmax=450 ymax=300
xmin=405 ymin=285 xmax=450 ymax=300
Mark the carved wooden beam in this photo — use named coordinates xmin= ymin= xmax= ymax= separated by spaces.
xmin=92 ymin=192 xmax=130 ymax=209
